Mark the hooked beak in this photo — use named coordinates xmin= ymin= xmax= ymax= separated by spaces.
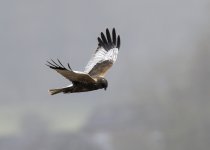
xmin=104 ymin=87 xmax=107 ymax=91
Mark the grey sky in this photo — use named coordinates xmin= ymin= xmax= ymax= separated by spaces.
xmin=0 ymin=1 xmax=210 ymax=149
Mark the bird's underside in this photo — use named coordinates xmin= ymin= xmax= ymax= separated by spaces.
xmin=46 ymin=28 xmax=120 ymax=95
xmin=49 ymin=82 xmax=103 ymax=95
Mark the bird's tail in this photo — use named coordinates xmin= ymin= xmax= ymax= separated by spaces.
xmin=48 ymin=86 xmax=73 ymax=95
xmin=48 ymin=88 xmax=64 ymax=95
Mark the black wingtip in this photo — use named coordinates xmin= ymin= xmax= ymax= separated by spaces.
xmin=67 ymin=63 xmax=72 ymax=70
xmin=98 ymin=37 xmax=104 ymax=47
xmin=57 ymin=58 xmax=65 ymax=68
xmin=97 ymin=28 xmax=120 ymax=51
xmin=46 ymin=60 xmax=58 ymax=68
xmin=101 ymin=32 xmax=108 ymax=45
xmin=46 ymin=59 xmax=72 ymax=71
xmin=106 ymin=28 xmax=112 ymax=44
xmin=117 ymin=35 xmax=120 ymax=49
xmin=112 ymin=28 xmax=116 ymax=45
xmin=51 ymin=59 xmax=60 ymax=67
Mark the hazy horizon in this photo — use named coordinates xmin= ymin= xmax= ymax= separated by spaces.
xmin=0 ymin=0 xmax=210 ymax=150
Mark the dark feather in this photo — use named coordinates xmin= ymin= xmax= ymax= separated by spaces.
xmin=112 ymin=28 xmax=116 ymax=45
xmin=51 ymin=59 xmax=60 ymax=68
xmin=101 ymin=32 xmax=108 ymax=50
xmin=117 ymin=35 xmax=121 ymax=49
xmin=101 ymin=32 xmax=108 ymax=45
xmin=46 ymin=61 xmax=57 ymax=68
xmin=46 ymin=59 xmax=73 ymax=71
xmin=57 ymin=59 xmax=65 ymax=68
xmin=106 ymin=28 xmax=112 ymax=45
xmin=97 ymin=37 xmax=105 ymax=48
xmin=67 ymin=63 xmax=72 ymax=70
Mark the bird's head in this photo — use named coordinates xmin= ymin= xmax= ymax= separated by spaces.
xmin=97 ymin=77 xmax=108 ymax=90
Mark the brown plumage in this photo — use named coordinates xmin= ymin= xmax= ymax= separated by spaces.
xmin=46 ymin=28 xmax=120 ymax=95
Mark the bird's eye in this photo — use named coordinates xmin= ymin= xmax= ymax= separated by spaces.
xmin=102 ymin=78 xmax=106 ymax=83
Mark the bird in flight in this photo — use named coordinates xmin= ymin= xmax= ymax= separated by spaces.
xmin=46 ymin=28 xmax=121 ymax=95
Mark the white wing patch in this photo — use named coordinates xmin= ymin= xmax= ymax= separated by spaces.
xmin=84 ymin=47 xmax=118 ymax=73
xmin=105 ymin=48 xmax=118 ymax=62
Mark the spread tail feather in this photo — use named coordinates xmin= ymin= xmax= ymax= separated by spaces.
xmin=48 ymin=86 xmax=73 ymax=95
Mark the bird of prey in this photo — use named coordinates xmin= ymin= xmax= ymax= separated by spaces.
xmin=46 ymin=28 xmax=121 ymax=95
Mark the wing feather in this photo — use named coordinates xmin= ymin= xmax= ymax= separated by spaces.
xmin=112 ymin=28 xmax=116 ymax=45
xmin=47 ymin=59 xmax=96 ymax=83
xmin=84 ymin=28 xmax=121 ymax=77
xmin=97 ymin=37 xmax=105 ymax=49
xmin=101 ymin=32 xmax=108 ymax=46
xmin=106 ymin=29 xmax=112 ymax=44
xmin=117 ymin=35 xmax=120 ymax=49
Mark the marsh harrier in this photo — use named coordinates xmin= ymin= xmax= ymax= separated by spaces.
xmin=46 ymin=28 xmax=121 ymax=95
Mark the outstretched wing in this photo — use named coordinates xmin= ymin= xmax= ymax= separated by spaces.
xmin=84 ymin=28 xmax=121 ymax=77
xmin=46 ymin=59 xmax=96 ymax=83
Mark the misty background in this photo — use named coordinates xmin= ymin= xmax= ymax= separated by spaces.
xmin=0 ymin=0 xmax=210 ymax=150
